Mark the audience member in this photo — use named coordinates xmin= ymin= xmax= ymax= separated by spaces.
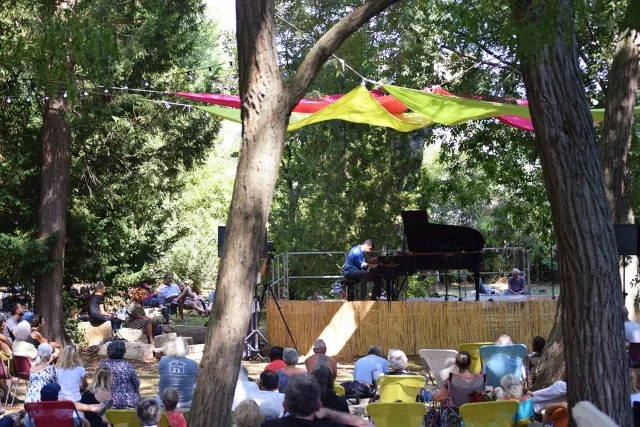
xmin=136 ymin=398 xmax=162 ymax=427
xmin=235 ymin=400 xmax=264 ymax=427
xmin=176 ymin=281 xmax=208 ymax=320
xmin=125 ymin=287 xmax=158 ymax=344
xmin=25 ymin=343 xmax=57 ymax=403
xmin=246 ymin=370 xmax=284 ymax=417
xmin=527 ymin=379 xmax=567 ymax=412
xmin=625 ymin=307 xmax=640 ymax=343
xmin=434 ymin=351 xmax=474 ymax=402
xmin=495 ymin=335 xmax=513 ymax=345
xmin=494 ymin=374 xmax=529 ymax=403
xmin=161 ymin=388 xmax=187 ymax=427
xmin=507 ymin=269 xmax=526 ymax=295
xmin=99 ymin=340 xmax=141 ymax=409
xmin=29 ymin=314 xmax=62 ymax=359
xmin=87 ymin=282 xmax=123 ymax=334
xmin=277 ymin=348 xmax=306 ymax=393
xmin=261 ymin=374 xmax=374 ymax=427
xmin=233 ymin=365 xmax=260 ymax=410
xmin=24 ymin=383 xmax=88 ymax=427
xmin=386 ymin=349 xmax=415 ymax=375
xmin=57 ymin=344 xmax=87 ymax=402
xmin=529 ymin=336 xmax=545 ymax=358
xmin=260 ymin=402 xmax=282 ymax=423
xmin=264 ymin=346 xmax=286 ymax=372
xmin=5 ymin=303 xmax=24 ymax=340
xmin=12 ymin=320 xmax=37 ymax=361
xmin=158 ymin=338 xmax=199 ymax=408
xmin=141 ymin=283 xmax=171 ymax=324
xmin=631 ymin=369 xmax=640 ymax=404
xmin=307 ymin=290 xmax=323 ymax=301
xmin=0 ymin=318 xmax=12 ymax=357
xmin=353 ymin=345 xmax=389 ymax=384
xmin=158 ymin=274 xmax=181 ymax=323
xmin=80 ymin=365 xmax=113 ymax=427
xmin=305 ymin=340 xmax=337 ymax=379
xmin=542 ymin=402 xmax=569 ymax=427
xmin=311 ymin=364 xmax=348 ymax=413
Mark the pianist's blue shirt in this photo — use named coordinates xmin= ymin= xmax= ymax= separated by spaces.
xmin=344 ymin=245 xmax=367 ymax=276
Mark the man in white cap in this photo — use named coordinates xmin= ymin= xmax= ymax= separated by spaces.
xmin=508 ymin=268 xmax=526 ymax=295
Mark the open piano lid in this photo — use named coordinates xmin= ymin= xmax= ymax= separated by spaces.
xmin=401 ymin=210 xmax=485 ymax=253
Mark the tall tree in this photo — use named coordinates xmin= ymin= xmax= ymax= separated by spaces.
xmin=189 ymin=1 xmax=400 ymax=425
xmin=513 ymin=0 xmax=631 ymax=423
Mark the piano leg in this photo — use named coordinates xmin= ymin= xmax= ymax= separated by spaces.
xmin=474 ymin=262 xmax=481 ymax=301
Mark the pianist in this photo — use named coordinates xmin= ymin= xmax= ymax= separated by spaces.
xmin=507 ymin=269 xmax=526 ymax=295
xmin=343 ymin=239 xmax=384 ymax=301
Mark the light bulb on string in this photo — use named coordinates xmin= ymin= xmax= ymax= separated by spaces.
xmin=144 ymin=80 xmax=149 ymax=88
xmin=6 ymin=97 xmax=11 ymax=104
xmin=165 ymin=76 xmax=169 ymax=83
xmin=25 ymin=96 xmax=31 ymax=104
xmin=187 ymin=71 xmax=193 ymax=80
xmin=208 ymin=67 xmax=213 ymax=75
xmin=165 ymin=102 xmax=171 ymax=110
xmin=83 ymin=89 xmax=88 ymax=97
xmin=104 ymin=88 xmax=109 ymax=94
xmin=44 ymin=96 xmax=49 ymax=101
xmin=63 ymin=91 xmax=68 ymax=98
xmin=123 ymin=83 xmax=129 ymax=90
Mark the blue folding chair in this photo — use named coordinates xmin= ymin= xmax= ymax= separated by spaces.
xmin=479 ymin=344 xmax=527 ymax=387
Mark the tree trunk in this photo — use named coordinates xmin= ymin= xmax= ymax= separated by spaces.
xmin=533 ymin=0 xmax=640 ymax=390
xmin=514 ymin=0 xmax=631 ymax=424
xmin=35 ymin=95 xmax=71 ymax=344
xmin=189 ymin=1 xmax=400 ymax=426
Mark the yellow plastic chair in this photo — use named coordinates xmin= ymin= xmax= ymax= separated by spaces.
xmin=334 ymin=384 xmax=345 ymax=396
xmin=459 ymin=401 xmax=519 ymax=427
xmin=366 ymin=402 xmax=427 ymax=427
xmin=376 ymin=375 xmax=426 ymax=403
xmin=458 ymin=342 xmax=493 ymax=374
xmin=105 ymin=409 xmax=171 ymax=427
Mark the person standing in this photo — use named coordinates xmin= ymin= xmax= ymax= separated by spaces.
xmin=343 ymin=239 xmax=383 ymax=301
xmin=507 ymin=268 xmax=526 ymax=295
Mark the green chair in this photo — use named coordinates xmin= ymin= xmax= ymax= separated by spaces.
xmin=458 ymin=342 xmax=493 ymax=374
xmin=459 ymin=401 xmax=519 ymax=427
xmin=377 ymin=375 xmax=426 ymax=403
xmin=105 ymin=409 xmax=171 ymax=427
xmin=334 ymin=384 xmax=345 ymax=396
xmin=366 ymin=402 xmax=427 ymax=427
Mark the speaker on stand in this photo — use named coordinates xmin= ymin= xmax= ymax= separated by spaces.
xmin=614 ymin=224 xmax=638 ymax=297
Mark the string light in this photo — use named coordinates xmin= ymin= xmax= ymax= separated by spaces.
xmin=123 ymin=83 xmax=129 ymax=90
xmin=165 ymin=76 xmax=169 ymax=83
xmin=6 ymin=97 xmax=11 ymax=104
xmin=144 ymin=80 xmax=149 ymax=88
xmin=187 ymin=71 xmax=192 ymax=80
xmin=25 ymin=96 xmax=31 ymax=103
xmin=103 ymin=88 xmax=109 ymax=94
xmin=208 ymin=67 xmax=213 ymax=75
xmin=63 ymin=91 xmax=68 ymax=98
xmin=83 ymin=89 xmax=88 ymax=96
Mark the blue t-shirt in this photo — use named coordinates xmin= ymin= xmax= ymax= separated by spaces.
xmin=508 ymin=276 xmax=526 ymax=292
xmin=353 ymin=354 xmax=389 ymax=384
xmin=344 ymin=245 xmax=366 ymax=276
xmin=158 ymin=356 xmax=199 ymax=407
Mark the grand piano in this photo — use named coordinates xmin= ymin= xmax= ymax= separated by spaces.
xmin=378 ymin=210 xmax=486 ymax=301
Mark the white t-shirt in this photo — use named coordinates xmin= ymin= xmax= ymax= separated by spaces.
xmin=159 ymin=283 xmax=181 ymax=298
xmin=57 ymin=366 xmax=86 ymax=402
xmin=247 ymin=390 xmax=285 ymax=416
xmin=232 ymin=380 xmax=260 ymax=410
xmin=632 ymin=392 xmax=640 ymax=405
xmin=625 ymin=321 xmax=640 ymax=343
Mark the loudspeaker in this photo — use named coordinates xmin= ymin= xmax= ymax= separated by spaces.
xmin=217 ymin=225 xmax=272 ymax=257
xmin=614 ymin=224 xmax=638 ymax=256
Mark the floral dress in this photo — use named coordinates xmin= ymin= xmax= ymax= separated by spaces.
xmin=125 ymin=301 xmax=154 ymax=330
xmin=25 ymin=364 xmax=57 ymax=403
xmin=99 ymin=359 xmax=140 ymax=408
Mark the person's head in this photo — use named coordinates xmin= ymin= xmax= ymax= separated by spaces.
xmin=87 ymin=365 xmax=112 ymax=394
xmin=164 ymin=273 xmax=173 ymax=285
xmin=177 ymin=281 xmax=185 ymax=292
xmin=495 ymin=335 xmax=513 ymax=345
xmin=234 ymin=400 xmax=263 ymax=427
xmin=362 ymin=239 xmax=374 ymax=252
xmin=160 ymin=387 xmax=180 ymax=412
xmin=624 ymin=306 xmax=631 ymax=321
xmin=283 ymin=374 xmax=321 ymax=418
xmin=367 ymin=345 xmax=382 ymax=357
xmin=80 ymin=285 xmax=90 ymax=297
xmin=132 ymin=287 xmax=147 ymax=303
xmin=312 ymin=339 xmax=327 ymax=354
xmin=512 ymin=268 xmax=520 ymax=279
xmin=58 ymin=344 xmax=83 ymax=370
xmin=10 ymin=303 xmax=24 ymax=317
xmin=259 ymin=402 xmax=281 ymax=422
xmin=93 ymin=281 xmax=106 ymax=294
xmin=312 ymin=290 xmax=319 ymax=299
xmin=311 ymin=364 xmax=335 ymax=401
xmin=35 ymin=343 xmax=54 ymax=365
xmin=259 ymin=370 xmax=279 ymax=391
xmin=30 ymin=314 xmax=45 ymax=329
xmin=163 ymin=337 xmax=188 ymax=358
xmin=455 ymin=351 xmax=471 ymax=372
xmin=136 ymin=398 xmax=162 ymax=427
xmin=500 ymin=374 xmax=523 ymax=400
xmin=283 ymin=348 xmax=299 ymax=366
xmin=269 ymin=346 xmax=284 ymax=361
xmin=0 ymin=318 xmax=5 ymax=331
xmin=107 ymin=339 xmax=127 ymax=360
xmin=532 ymin=336 xmax=546 ymax=354
xmin=631 ymin=369 xmax=640 ymax=393
xmin=13 ymin=320 xmax=31 ymax=341
xmin=40 ymin=383 xmax=61 ymax=402
xmin=388 ymin=349 xmax=408 ymax=372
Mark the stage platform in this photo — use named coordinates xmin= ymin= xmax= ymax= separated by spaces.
xmin=266 ymin=298 xmax=557 ymax=358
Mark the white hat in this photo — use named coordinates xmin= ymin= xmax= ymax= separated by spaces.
xmin=512 ymin=268 xmax=520 ymax=274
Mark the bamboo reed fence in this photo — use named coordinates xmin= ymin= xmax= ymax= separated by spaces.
xmin=266 ymin=299 xmax=557 ymax=358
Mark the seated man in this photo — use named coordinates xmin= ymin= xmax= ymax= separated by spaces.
xmin=247 ymin=370 xmax=285 ymax=417
xmin=343 ymin=239 xmax=383 ymax=301
xmin=5 ymin=302 xmax=24 ymax=341
xmin=157 ymin=274 xmax=181 ymax=323
xmin=176 ymin=281 xmax=208 ymax=320
xmin=87 ymin=282 xmax=123 ymax=334
xmin=308 ymin=290 xmax=323 ymax=301
xmin=353 ymin=345 xmax=389 ymax=385
xmin=507 ymin=269 xmax=526 ymax=295
xmin=305 ymin=339 xmax=338 ymax=378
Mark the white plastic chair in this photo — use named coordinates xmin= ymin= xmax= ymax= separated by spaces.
xmin=418 ymin=349 xmax=458 ymax=388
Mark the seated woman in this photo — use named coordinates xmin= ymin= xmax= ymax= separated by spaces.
xmin=25 ymin=343 xmax=58 ymax=403
xmin=161 ymin=388 xmax=187 ymax=427
xmin=631 ymin=369 xmax=640 ymax=404
xmin=264 ymin=346 xmax=286 ymax=372
xmin=276 ymin=348 xmax=306 ymax=393
xmin=385 ymin=349 xmax=416 ymax=376
xmin=30 ymin=314 xmax=62 ymax=360
xmin=99 ymin=340 xmax=140 ymax=409
xmin=12 ymin=320 xmax=38 ymax=362
xmin=125 ymin=287 xmax=158 ymax=344
xmin=57 ymin=344 xmax=87 ymax=402
xmin=158 ymin=338 xmax=199 ymax=408
xmin=0 ymin=318 xmax=12 ymax=358
xmin=176 ymin=281 xmax=208 ymax=320
xmin=311 ymin=364 xmax=349 ymax=413
xmin=434 ymin=351 xmax=475 ymax=402
xmin=493 ymin=373 xmax=530 ymax=403
xmin=81 ymin=365 xmax=113 ymax=427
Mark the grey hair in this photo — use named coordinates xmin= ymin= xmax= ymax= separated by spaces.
xmin=35 ymin=343 xmax=53 ymax=364
xmin=388 ymin=349 xmax=408 ymax=372
xmin=93 ymin=281 xmax=105 ymax=291
xmin=14 ymin=321 xmax=32 ymax=341
xmin=283 ymin=348 xmax=299 ymax=366
xmin=500 ymin=374 xmax=523 ymax=399
xmin=260 ymin=401 xmax=281 ymax=421
xmin=495 ymin=335 xmax=513 ymax=345
xmin=235 ymin=400 xmax=263 ymax=427
xmin=136 ymin=398 xmax=162 ymax=426
xmin=164 ymin=338 xmax=188 ymax=358
xmin=238 ymin=364 xmax=249 ymax=382
xmin=368 ymin=345 xmax=382 ymax=356
xmin=284 ymin=374 xmax=321 ymax=417
xmin=313 ymin=339 xmax=327 ymax=352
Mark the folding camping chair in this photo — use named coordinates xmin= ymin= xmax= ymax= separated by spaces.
xmin=105 ymin=409 xmax=171 ymax=427
xmin=479 ymin=344 xmax=527 ymax=388
xmin=458 ymin=342 xmax=492 ymax=374
xmin=459 ymin=400 xmax=519 ymax=427
xmin=9 ymin=355 xmax=31 ymax=406
xmin=25 ymin=401 xmax=79 ymax=427
xmin=440 ymin=373 xmax=486 ymax=427
xmin=418 ymin=349 xmax=458 ymax=388
xmin=0 ymin=357 xmax=14 ymax=406
xmin=366 ymin=402 xmax=427 ymax=427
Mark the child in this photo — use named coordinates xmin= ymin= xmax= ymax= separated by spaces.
xmin=161 ymin=388 xmax=186 ymax=427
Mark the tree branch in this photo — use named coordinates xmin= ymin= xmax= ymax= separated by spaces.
xmin=441 ymin=44 xmax=522 ymax=75
xmin=286 ymin=0 xmax=401 ymax=108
